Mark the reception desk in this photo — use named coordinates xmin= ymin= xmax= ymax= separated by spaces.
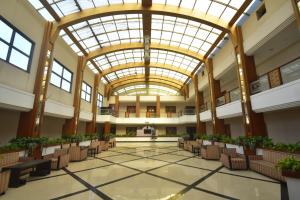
xmin=115 ymin=137 xmax=179 ymax=142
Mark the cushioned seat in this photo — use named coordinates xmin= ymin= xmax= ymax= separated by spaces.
xmin=220 ymin=148 xmax=247 ymax=170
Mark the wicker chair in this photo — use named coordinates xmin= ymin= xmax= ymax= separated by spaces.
xmin=249 ymin=149 xmax=300 ymax=182
xmin=69 ymin=146 xmax=88 ymax=162
xmin=186 ymin=141 xmax=199 ymax=152
xmin=43 ymin=149 xmax=70 ymax=170
xmin=0 ymin=170 xmax=10 ymax=195
xmin=99 ymin=141 xmax=109 ymax=151
xmin=89 ymin=141 xmax=101 ymax=154
xmin=220 ymin=148 xmax=247 ymax=170
xmin=177 ymin=138 xmax=184 ymax=148
xmin=201 ymin=145 xmax=220 ymax=160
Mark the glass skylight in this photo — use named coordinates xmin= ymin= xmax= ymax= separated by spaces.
xmin=27 ymin=0 xmax=141 ymax=21
xmin=150 ymin=49 xmax=200 ymax=72
xmin=61 ymin=14 xmax=143 ymax=54
xmin=150 ymin=68 xmax=188 ymax=82
xmin=93 ymin=49 xmax=144 ymax=71
xmin=152 ymin=0 xmax=246 ymax=22
xmin=105 ymin=67 xmax=144 ymax=81
xmin=114 ymin=84 xmax=179 ymax=96
xmin=152 ymin=15 xmax=222 ymax=55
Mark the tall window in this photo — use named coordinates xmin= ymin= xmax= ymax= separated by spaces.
xmin=97 ymin=93 xmax=103 ymax=109
xmin=0 ymin=17 xmax=34 ymax=71
xmin=81 ymin=82 xmax=92 ymax=102
xmin=50 ymin=59 xmax=73 ymax=92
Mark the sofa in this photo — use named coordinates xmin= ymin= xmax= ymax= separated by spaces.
xmin=69 ymin=146 xmax=88 ymax=162
xmin=249 ymin=149 xmax=300 ymax=182
xmin=0 ymin=151 xmax=28 ymax=194
xmin=220 ymin=148 xmax=247 ymax=170
xmin=201 ymin=145 xmax=220 ymax=160
xmin=43 ymin=148 xmax=70 ymax=170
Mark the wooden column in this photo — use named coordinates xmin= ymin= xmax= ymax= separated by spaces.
xmin=156 ymin=96 xmax=160 ymax=117
xmin=86 ymin=74 xmax=101 ymax=134
xmin=17 ymin=22 xmax=56 ymax=137
xmin=104 ymin=122 xmax=111 ymax=135
xmin=62 ymin=56 xmax=86 ymax=136
xmin=115 ymin=95 xmax=120 ymax=117
xmin=136 ymin=96 xmax=140 ymax=117
xmin=291 ymin=0 xmax=300 ymax=30
xmin=231 ymin=26 xmax=267 ymax=137
xmin=192 ymin=75 xmax=206 ymax=136
xmin=206 ymin=59 xmax=226 ymax=135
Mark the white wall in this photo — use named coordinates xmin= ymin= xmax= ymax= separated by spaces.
xmin=41 ymin=116 xmax=65 ymax=139
xmin=224 ymin=117 xmax=245 ymax=139
xmin=264 ymin=108 xmax=300 ymax=143
xmin=0 ymin=108 xmax=19 ymax=145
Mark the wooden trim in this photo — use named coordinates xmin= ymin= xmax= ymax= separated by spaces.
xmin=101 ymin=62 xmax=191 ymax=77
xmin=86 ymin=74 xmax=101 ymax=134
xmin=136 ymin=96 xmax=140 ymax=118
xmin=86 ymin=42 xmax=204 ymax=61
xmin=17 ymin=22 xmax=55 ymax=137
xmin=206 ymin=58 xmax=225 ymax=135
xmin=291 ymin=0 xmax=300 ymax=30
xmin=62 ymin=56 xmax=86 ymax=136
xmin=192 ymin=75 xmax=206 ymax=135
xmin=156 ymin=96 xmax=160 ymax=117
xmin=230 ymin=26 xmax=267 ymax=137
xmin=56 ymin=4 xmax=229 ymax=32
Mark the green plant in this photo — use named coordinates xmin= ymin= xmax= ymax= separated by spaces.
xmin=272 ymin=143 xmax=300 ymax=153
xmin=0 ymin=143 xmax=20 ymax=154
xmin=277 ymin=156 xmax=300 ymax=172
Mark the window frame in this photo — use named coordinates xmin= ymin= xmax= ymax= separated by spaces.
xmin=50 ymin=59 xmax=73 ymax=93
xmin=81 ymin=81 xmax=92 ymax=103
xmin=0 ymin=16 xmax=35 ymax=72
xmin=97 ymin=92 xmax=103 ymax=109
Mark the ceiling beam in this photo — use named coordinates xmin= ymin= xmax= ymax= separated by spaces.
xmin=55 ymin=4 xmax=229 ymax=33
xmin=142 ymin=0 xmax=152 ymax=87
xmin=108 ymin=75 xmax=183 ymax=88
xmin=86 ymin=42 xmax=204 ymax=61
xmin=101 ymin=62 xmax=191 ymax=77
xmin=116 ymin=88 xmax=178 ymax=95
xmin=111 ymin=80 xmax=182 ymax=91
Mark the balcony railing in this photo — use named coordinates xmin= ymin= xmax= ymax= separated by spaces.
xmin=216 ymin=96 xmax=225 ymax=106
xmin=200 ymin=102 xmax=210 ymax=112
xmin=250 ymin=57 xmax=300 ymax=94
xmin=98 ymin=108 xmax=117 ymax=117
xmin=229 ymin=88 xmax=241 ymax=102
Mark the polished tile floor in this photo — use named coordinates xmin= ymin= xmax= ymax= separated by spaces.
xmin=1 ymin=142 xmax=283 ymax=200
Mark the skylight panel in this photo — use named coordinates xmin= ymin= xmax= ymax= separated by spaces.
xmin=180 ymin=0 xmax=196 ymax=10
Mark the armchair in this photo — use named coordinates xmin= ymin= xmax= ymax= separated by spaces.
xmin=69 ymin=146 xmax=88 ymax=162
xmin=201 ymin=145 xmax=220 ymax=160
xmin=43 ymin=149 xmax=70 ymax=170
xmin=220 ymin=148 xmax=247 ymax=170
xmin=0 ymin=170 xmax=10 ymax=195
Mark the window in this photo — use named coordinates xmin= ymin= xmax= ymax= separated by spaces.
xmin=126 ymin=127 xmax=137 ymax=136
xmin=0 ymin=16 xmax=34 ymax=71
xmin=127 ymin=106 xmax=136 ymax=113
xmin=81 ymin=82 xmax=92 ymax=102
xmin=166 ymin=127 xmax=177 ymax=136
xmin=256 ymin=3 xmax=266 ymax=20
xmin=97 ymin=93 xmax=103 ymax=109
xmin=165 ymin=106 xmax=176 ymax=113
xmin=50 ymin=59 xmax=73 ymax=92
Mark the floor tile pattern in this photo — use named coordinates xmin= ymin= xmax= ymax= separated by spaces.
xmin=1 ymin=142 xmax=284 ymax=200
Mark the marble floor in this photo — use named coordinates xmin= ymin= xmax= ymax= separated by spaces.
xmin=1 ymin=142 xmax=284 ymax=200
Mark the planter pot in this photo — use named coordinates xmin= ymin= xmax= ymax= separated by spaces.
xmin=283 ymin=171 xmax=300 ymax=200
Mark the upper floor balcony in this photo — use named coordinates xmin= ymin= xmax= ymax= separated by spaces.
xmin=97 ymin=107 xmax=196 ymax=124
xmin=250 ymin=57 xmax=300 ymax=112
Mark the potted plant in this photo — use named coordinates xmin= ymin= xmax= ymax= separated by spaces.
xmin=277 ymin=156 xmax=300 ymax=200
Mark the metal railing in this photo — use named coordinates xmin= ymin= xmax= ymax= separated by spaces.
xmin=250 ymin=57 xmax=300 ymax=94
xmin=216 ymin=96 xmax=225 ymax=106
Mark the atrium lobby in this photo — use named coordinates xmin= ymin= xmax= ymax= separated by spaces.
xmin=0 ymin=0 xmax=300 ymax=200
